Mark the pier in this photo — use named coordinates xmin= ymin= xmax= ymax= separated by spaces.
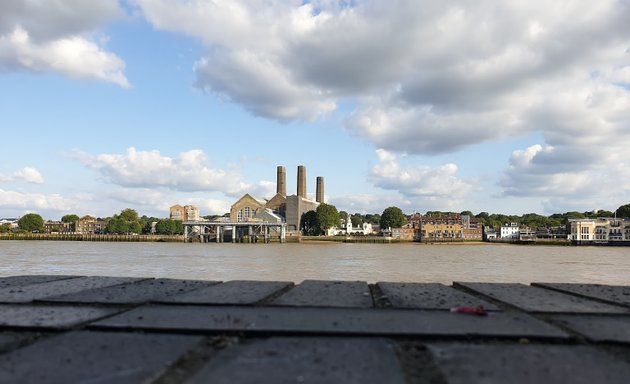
xmin=182 ymin=221 xmax=286 ymax=243
xmin=1 ymin=275 xmax=630 ymax=382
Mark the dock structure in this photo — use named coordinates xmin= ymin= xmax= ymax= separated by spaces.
xmin=183 ymin=221 xmax=286 ymax=243
xmin=1 ymin=275 xmax=630 ymax=382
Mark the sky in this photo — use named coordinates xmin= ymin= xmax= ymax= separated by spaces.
xmin=1 ymin=0 xmax=630 ymax=220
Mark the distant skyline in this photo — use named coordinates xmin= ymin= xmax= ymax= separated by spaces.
xmin=1 ymin=1 xmax=629 ymax=219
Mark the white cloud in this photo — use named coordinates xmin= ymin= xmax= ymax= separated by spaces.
xmin=0 ymin=0 xmax=129 ymax=87
xmin=369 ymin=149 xmax=473 ymax=208
xmin=0 ymin=189 xmax=73 ymax=212
xmin=0 ymin=166 xmax=44 ymax=184
xmin=74 ymin=147 xmax=256 ymax=197
xmin=135 ymin=0 xmax=630 ymax=210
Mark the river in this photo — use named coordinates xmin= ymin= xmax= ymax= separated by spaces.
xmin=1 ymin=240 xmax=629 ymax=284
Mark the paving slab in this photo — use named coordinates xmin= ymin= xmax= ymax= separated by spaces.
xmin=272 ymin=280 xmax=373 ymax=308
xmin=455 ymin=282 xmax=629 ymax=313
xmin=0 ymin=304 xmax=123 ymax=329
xmin=40 ymin=278 xmax=219 ymax=305
xmin=533 ymin=283 xmax=630 ymax=308
xmin=92 ymin=305 xmax=569 ymax=339
xmin=427 ymin=343 xmax=630 ymax=384
xmin=551 ymin=315 xmax=630 ymax=344
xmin=0 ymin=331 xmax=201 ymax=384
xmin=377 ymin=282 xmax=499 ymax=310
xmin=158 ymin=280 xmax=291 ymax=305
xmin=189 ymin=337 xmax=406 ymax=384
xmin=0 ymin=276 xmax=147 ymax=303
xmin=0 ymin=275 xmax=79 ymax=289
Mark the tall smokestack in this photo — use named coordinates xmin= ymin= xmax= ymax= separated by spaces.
xmin=316 ymin=176 xmax=324 ymax=203
xmin=277 ymin=166 xmax=286 ymax=196
xmin=297 ymin=165 xmax=306 ymax=198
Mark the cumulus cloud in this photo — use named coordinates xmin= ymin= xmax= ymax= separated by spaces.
xmin=0 ymin=166 xmax=44 ymax=184
xmin=370 ymin=149 xmax=473 ymax=205
xmin=0 ymin=0 xmax=129 ymax=87
xmin=0 ymin=189 xmax=73 ymax=211
xmin=73 ymin=147 xmax=260 ymax=197
xmin=135 ymin=0 xmax=630 ymax=209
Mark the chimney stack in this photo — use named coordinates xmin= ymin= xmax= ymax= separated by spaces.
xmin=297 ymin=165 xmax=306 ymax=198
xmin=316 ymin=176 xmax=324 ymax=203
xmin=277 ymin=166 xmax=286 ymax=196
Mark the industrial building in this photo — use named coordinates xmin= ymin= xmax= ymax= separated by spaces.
xmin=230 ymin=165 xmax=325 ymax=232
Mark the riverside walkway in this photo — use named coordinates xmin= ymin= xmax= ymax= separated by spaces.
xmin=1 ymin=276 xmax=630 ymax=383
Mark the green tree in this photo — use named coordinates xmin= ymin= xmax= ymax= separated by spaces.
xmin=316 ymin=203 xmax=340 ymax=231
xmin=365 ymin=213 xmax=381 ymax=224
xmin=119 ymin=208 xmax=139 ymax=222
xmin=351 ymin=213 xmax=363 ymax=227
xmin=460 ymin=210 xmax=474 ymax=217
xmin=106 ymin=217 xmax=128 ymax=234
xmin=0 ymin=223 xmax=11 ymax=233
xmin=154 ymin=219 xmax=184 ymax=235
xmin=61 ymin=214 xmax=80 ymax=223
xmin=300 ymin=211 xmax=320 ymax=235
xmin=18 ymin=213 xmax=44 ymax=232
xmin=380 ymin=207 xmax=406 ymax=229
xmin=615 ymin=204 xmax=630 ymax=218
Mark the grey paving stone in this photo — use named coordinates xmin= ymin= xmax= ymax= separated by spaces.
xmin=378 ymin=282 xmax=499 ymax=310
xmin=533 ymin=283 xmax=630 ymax=308
xmin=427 ymin=343 xmax=630 ymax=384
xmin=41 ymin=278 xmax=219 ymax=304
xmin=92 ymin=305 xmax=569 ymax=339
xmin=272 ymin=280 xmax=373 ymax=308
xmin=0 ymin=331 xmax=201 ymax=384
xmin=551 ymin=315 xmax=630 ymax=343
xmin=0 ymin=304 xmax=123 ymax=329
xmin=158 ymin=280 xmax=291 ymax=305
xmin=189 ymin=337 xmax=406 ymax=384
xmin=0 ymin=276 xmax=147 ymax=303
xmin=455 ymin=282 xmax=629 ymax=313
xmin=0 ymin=275 xmax=79 ymax=289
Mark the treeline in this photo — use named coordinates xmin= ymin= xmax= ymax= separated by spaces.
xmin=2 ymin=209 xmax=185 ymax=236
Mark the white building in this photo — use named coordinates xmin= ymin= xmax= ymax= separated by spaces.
xmin=568 ymin=218 xmax=630 ymax=244
xmin=500 ymin=223 xmax=520 ymax=240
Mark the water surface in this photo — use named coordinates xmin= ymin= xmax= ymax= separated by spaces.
xmin=1 ymin=241 xmax=629 ymax=284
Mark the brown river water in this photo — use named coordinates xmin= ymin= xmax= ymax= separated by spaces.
xmin=1 ymin=240 xmax=629 ymax=284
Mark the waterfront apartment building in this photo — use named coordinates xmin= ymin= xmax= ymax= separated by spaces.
xmin=407 ymin=213 xmax=482 ymax=242
xmin=75 ymin=216 xmax=106 ymax=234
xmin=169 ymin=205 xmax=200 ymax=221
xmin=568 ymin=218 xmax=630 ymax=244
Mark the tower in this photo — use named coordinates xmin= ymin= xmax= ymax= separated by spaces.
xmin=297 ymin=165 xmax=306 ymax=199
xmin=316 ymin=176 xmax=324 ymax=203
xmin=277 ymin=166 xmax=286 ymax=196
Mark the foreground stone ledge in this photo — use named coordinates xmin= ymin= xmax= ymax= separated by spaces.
xmin=2 ymin=275 xmax=630 ymax=383
xmin=0 ymin=331 xmax=202 ymax=383
xmin=91 ymin=305 xmax=569 ymax=339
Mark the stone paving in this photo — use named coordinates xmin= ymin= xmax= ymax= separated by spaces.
xmin=0 ymin=275 xmax=629 ymax=383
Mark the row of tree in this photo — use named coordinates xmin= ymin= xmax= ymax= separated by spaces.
xmin=5 ymin=203 xmax=630 ymax=236
xmin=4 ymin=209 xmax=185 ymax=236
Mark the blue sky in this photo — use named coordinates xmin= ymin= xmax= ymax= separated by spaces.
xmin=1 ymin=0 xmax=629 ymax=220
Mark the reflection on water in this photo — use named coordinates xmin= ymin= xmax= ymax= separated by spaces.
xmin=1 ymin=240 xmax=629 ymax=284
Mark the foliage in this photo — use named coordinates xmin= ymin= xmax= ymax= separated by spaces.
xmin=119 ymin=208 xmax=139 ymax=222
xmin=316 ymin=203 xmax=340 ymax=230
xmin=106 ymin=217 xmax=128 ymax=234
xmin=106 ymin=208 xmax=143 ymax=234
xmin=61 ymin=214 xmax=80 ymax=223
xmin=300 ymin=211 xmax=320 ymax=235
xmin=616 ymin=204 xmax=630 ymax=218
xmin=18 ymin=213 xmax=44 ymax=232
xmin=380 ymin=207 xmax=406 ymax=229
xmin=155 ymin=219 xmax=184 ymax=235
xmin=351 ymin=213 xmax=363 ymax=227
xmin=364 ymin=213 xmax=380 ymax=224
xmin=0 ymin=223 xmax=11 ymax=233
